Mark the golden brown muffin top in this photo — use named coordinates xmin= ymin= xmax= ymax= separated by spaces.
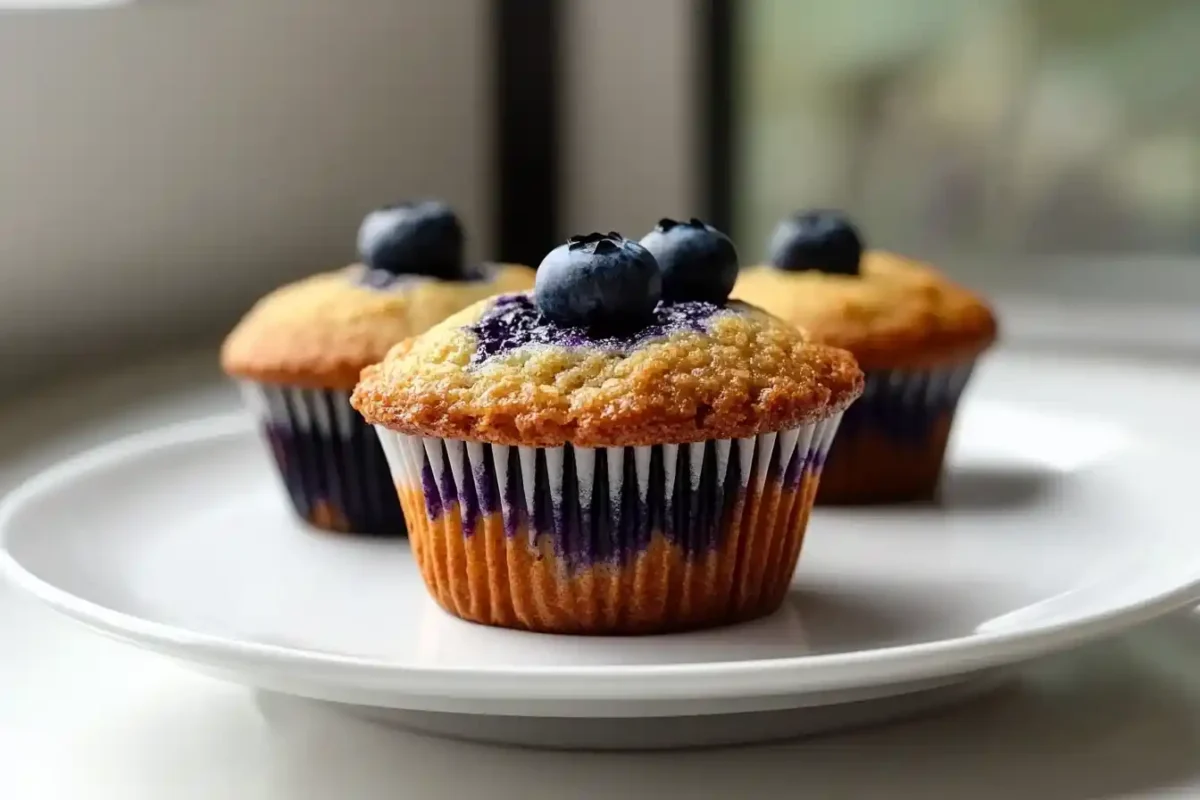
xmin=352 ymin=292 xmax=863 ymax=448
xmin=732 ymin=251 xmax=997 ymax=370
xmin=220 ymin=264 xmax=535 ymax=390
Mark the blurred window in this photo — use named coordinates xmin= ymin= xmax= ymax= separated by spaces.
xmin=736 ymin=0 xmax=1200 ymax=264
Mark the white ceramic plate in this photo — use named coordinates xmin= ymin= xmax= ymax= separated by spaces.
xmin=3 ymin=401 xmax=1199 ymax=732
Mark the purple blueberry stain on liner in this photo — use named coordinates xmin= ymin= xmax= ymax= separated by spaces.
xmin=458 ymin=445 xmax=482 ymax=535
xmin=472 ymin=449 xmax=500 ymax=523
xmin=258 ymin=389 xmax=407 ymax=537
xmin=782 ymin=445 xmax=808 ymax=487
xmin=420 ymin=460 xmax=444 ymax=520
xmin=501 ymin=448 xmax=524 ymax=538
xmin=466 ymin=293 xmax=726 ymax=364
xmin=408 ymin=428 xmax=834 ymax=570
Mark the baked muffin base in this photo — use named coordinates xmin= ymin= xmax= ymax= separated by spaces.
xmin=240 ymin=383 xmax=407 ymax=536
xmin=376 ymin=416 xmax=843 ymax=635
xmin=816 ymin=363 xmax=973 ymax=505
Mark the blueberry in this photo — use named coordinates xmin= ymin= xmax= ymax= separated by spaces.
xmin=356 ymin=200 xmax=465 ymax=279
xmin=534 ymin=232 xmax=662 ymax=332
xmin=639 ymin=217 xmax=738 ymax=303
xmin=769 ymin=210 xmax=863 ymax=275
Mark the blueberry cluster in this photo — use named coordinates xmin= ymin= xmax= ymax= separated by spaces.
xmin=534 ymin=220 xmax=738 ymax=331
xmin=769 ymin=210 xmax=863 ymax=276
xmin=356 ymin=200 xmax=466 ymax=280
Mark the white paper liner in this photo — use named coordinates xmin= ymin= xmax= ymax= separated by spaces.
xmin=238 ymin=382 xmax=406 ymax=535
xmin=820 ymin=361 xmax=976 ymax=503
xmin=843 ymin=362 xmax=975 ymax=442
xmin=375 ymin=413 xmax=844 ymax=634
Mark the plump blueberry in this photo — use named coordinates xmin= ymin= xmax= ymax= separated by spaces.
xmin=534 ymin=232 xmax=662 ymax=331
xmin=639 ymin=217 xmax=738 ymax=303
xmin=356 ymin=200 xmax=465 ymax=279
xmin=769 ymin=210 xmax=863 ymax=275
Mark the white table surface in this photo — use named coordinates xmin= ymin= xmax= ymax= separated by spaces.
xmin=5 ymin=341 xmax=1200 ymax=799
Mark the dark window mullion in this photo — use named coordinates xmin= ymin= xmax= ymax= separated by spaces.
xmin=493 ymin=0 xmax=561 ymax=268
xmin=698 ymin=0 xmax=736 ymax=235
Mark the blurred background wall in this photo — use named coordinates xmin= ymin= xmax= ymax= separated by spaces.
xmin=562 ymin=0 xmax=697 ymax=237
xmin=0 ymin=0 xmax=702 ymax=397
xmin=4 ymin=0 xmax=1198 ymax=398
xmin=0 ymin=0 xmax=491 ymax=390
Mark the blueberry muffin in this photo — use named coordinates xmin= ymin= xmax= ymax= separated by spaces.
xmin=733 ymin=210 xmax=997 ymax=504
xmin=353 ymin=224 xmax=863 ymax=634
xmin=221 ymin=201 xmax=534 ymax=535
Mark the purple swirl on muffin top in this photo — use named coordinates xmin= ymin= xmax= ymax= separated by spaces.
xmin=467 ymin=292 xmax=725 ymax=363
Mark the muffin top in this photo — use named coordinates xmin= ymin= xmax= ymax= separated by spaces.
xmin=353 ymin=227 xmax=863 ymax=448
xmin=220 ymin=201 xmax=534 ymax=389
xmin=733 ymin=211 xmax=997 ymax=370
xmin=221 ymin=263 xmax=535 ymax=389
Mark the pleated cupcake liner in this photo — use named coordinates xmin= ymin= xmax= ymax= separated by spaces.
xmin=239 ymin=382 xmax=407 ymax=536
xmin=376 ymin=414 xmax=843 ymax=635
xmin=817 ymin=361 xmax=976 ymax=504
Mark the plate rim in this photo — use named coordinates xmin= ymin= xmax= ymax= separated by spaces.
xmin=4 ymin=412 xmax=1200 ymax=702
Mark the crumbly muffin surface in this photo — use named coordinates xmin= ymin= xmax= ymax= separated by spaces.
xmin=352 ymin=292 xmax=863 ymax=447
xmin=220 ymin=264 xmax=534 ymax=389
xmin=733 ymin=251 xmax=997 ymax=369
